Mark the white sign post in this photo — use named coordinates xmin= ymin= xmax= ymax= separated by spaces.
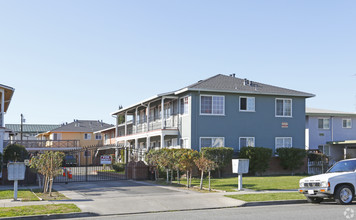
xmin=232 ymin=159 xmax=249 ymax=191
xmin=7 ymin=162 xmax=26 ymax=201
xmin=100 ymin=155 xmax=112 ymax=165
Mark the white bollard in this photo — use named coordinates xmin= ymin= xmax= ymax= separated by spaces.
xmin=238 ymin=174 xmax=243 ymax=191
xmin=14 ymin=180 xmax=18 ymax=201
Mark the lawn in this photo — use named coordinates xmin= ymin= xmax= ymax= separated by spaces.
xmin=0 ymin=204 xmax=81 ymax=218
xmin=175 ymin=175 xmax=307 ymax=192
xmin=0 ymin=189 xmax=39 ymax=201
xmin=226 ymin=192 xmax=305 ymax=202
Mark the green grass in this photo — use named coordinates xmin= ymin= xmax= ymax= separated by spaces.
xmin=98 ymin=169 xmax=125 ymax=174
xmin=0 ymin=189 xmax=39 ymax=201
xmin=0 ymin=204 xmax=81 ymax=218
xmin=176 ymin=176 xmax=307 ymax=192
xmin=226 ymin=192 xmax=305 ymax=202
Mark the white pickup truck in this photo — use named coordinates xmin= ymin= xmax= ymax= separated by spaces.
xmin=299 ymin=158 xmax=356 ymax=205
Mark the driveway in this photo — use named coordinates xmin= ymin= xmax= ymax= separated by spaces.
xmin=53 ymin=180 xmax=244 ymax=215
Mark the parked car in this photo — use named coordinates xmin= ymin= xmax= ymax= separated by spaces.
xmin=299 ymin=158 xmax=356 ymax=204
xmin=62 ymin=155 xmax=77 ymax=167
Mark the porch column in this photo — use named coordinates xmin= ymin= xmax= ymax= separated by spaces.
xmin=147 ymin=136 xmax=150 ymax=151
xmin=161 ymin=134 xmax=165 ymax=148
xmin=124 ymin=111 xmax=128 ymax=136
xmin=115 ymin=115 xmax=119 ymax=162
xmin=344 ymin=146 xmax=348 ymax=160
xmin=0 ymin=89 xmax=4 ymax=154
xmin=135 ymin=107 xmax=138 ymax=134
xmin=161 ymin=98 xmax=165 ymax=129
xmin=147 ymin=103 xmax=150 ymax=132
xmin=135 ymin=138 xmax=138 ymax=149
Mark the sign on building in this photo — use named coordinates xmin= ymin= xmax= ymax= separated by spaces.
xmin=100 ymin=155 xmax=112 ymax=165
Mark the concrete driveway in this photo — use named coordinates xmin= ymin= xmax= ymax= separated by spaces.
xmin=53 ymin=180 xmax=244 ymax=215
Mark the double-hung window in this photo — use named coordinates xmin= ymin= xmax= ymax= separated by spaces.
xmin=84 ymin=133 xmax=92 ymax=140
xmin=200 ymin=137 xmax=224 ymax=149
xmin=275 ymin=137 xmax=292 ymax=150
xmin=239 ymin=137 xmax=255 ymax=149
xmin=180 ymin=97 xmax=189 ymax=115
xmin=275 ymin=98 xmax=292 ymax=117
xmin=95 ymin=133 xmax=102 ymax=140
xmin=240 ymin=97 xmax=255 ymax=112
xmin=318 ymin=118 xmax=330 ymax=129
xmin=200 ymin=95 xmax=225 ymax=115
xmin=342 ymin=118 xmax=352 ymax=128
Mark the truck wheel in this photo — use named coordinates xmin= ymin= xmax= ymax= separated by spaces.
xmin=306 ymin=196 xmax=323 ymax=203
xmin=335 ymin=185 xmax=354 ymax=205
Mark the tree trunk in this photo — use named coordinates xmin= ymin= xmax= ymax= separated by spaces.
xmin=200 ymin=170 xmax=204 ymax=190
xmin=166 ymin=169 xmax=169 ymax=183
xmin=49 ymin=177 xmax=53 ymax=197
xmin=186 ymin=171 xmax=189 ymax=188
xmin=43 ymin=175 xmax=49 ymax=193
xmin=177 ymin=169 xmax=180 ymax=184
xmin=170 ymin=169 xmax=173 ymax=184
xmin=189 ymin=170 xmax=192 ymax=188
xmin=155 ymin=169 xmax=158 ymax=181
xmin=218 ymin=168 xmax=221 ymax=178
xmin=208 ymin=170 xmax=211 ymax=192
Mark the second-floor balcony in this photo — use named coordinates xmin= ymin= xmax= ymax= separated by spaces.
xmin=118 ymin=114 xmax=179 ymax=137
xmin=4 ymin=140 xmax=80 ymax=151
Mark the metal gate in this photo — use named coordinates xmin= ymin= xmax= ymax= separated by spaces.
xmin=53 ymin=145 xmax=128 ymax=183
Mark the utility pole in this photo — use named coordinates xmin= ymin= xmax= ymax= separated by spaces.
xmin=20 ymin=114 xmax=25 ymax=142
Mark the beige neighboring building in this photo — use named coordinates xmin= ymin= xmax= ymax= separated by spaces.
xmin=0 ymin=84 xmax=15 ymax=154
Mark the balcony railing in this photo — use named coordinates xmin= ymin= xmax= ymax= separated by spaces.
xmin=4 ymin=140 xmax=80 ymax=149
xmin=0 ymin=113 xmax=3 ymax=127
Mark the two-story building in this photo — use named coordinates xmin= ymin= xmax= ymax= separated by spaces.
xmin=111 ymin=74 xmax=314 ymax=153
xmin=5 ymin=124 xmax=60 ymax=142
xmin=306 ymin=108 xmax=356 ymax=162
xmin=0 ymin=84 xmax=15 ymax=154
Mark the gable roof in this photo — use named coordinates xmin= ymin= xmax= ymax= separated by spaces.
xmin=50 ymin=120 xmax=113 ymax=133
xmin=306 ymin=108 xmax=356 ymax=117
xmin=178 ymin=74 xmax=314 ymax=97
xmin=5 ymin=124 xmax=60 ymax=133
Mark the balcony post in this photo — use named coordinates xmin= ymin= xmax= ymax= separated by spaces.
xmin=161 ymin=98 xmax=165 ymax=129
xmin=124 ymin=111 xmax=127 ymax=136
xmin=161 ymin=134 xmax=165 ymax=148
xmin=147 ymin=103 xmax=150 ymax=132
xmin=135 ymin=107 xmax=138 ymax=133
xmin=0 ymin=89 xmax=4 ymax=127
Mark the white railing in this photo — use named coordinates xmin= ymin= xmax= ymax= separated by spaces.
xmin=132 ymin=115 xmax=179 ymax=134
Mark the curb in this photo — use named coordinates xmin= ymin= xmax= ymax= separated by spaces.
xmin=243 ymin=199 xmax=307 ymax=207
xmin=0 ymin=212 xmax=99 ymax=220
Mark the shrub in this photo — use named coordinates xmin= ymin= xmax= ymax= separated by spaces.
xmin=3 ymin=144 xmax=29 ymax=163
xmin=276 ymin=147 xmax=307 ymax=175
xmin=239 ymin=147 xmax=272 ymax=176
xmin=112 ymin=162 xmax=126 ymax=172
xmin=201 ymin=147 xmax=233 ymax=177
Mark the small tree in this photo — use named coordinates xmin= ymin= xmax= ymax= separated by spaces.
xmin=239 ymin=147 xmax=272 ymax=176
xmin=276 ymin=148 xmax=307 ymax=175
xmin=194 ymin=155 xmax=216 ymax=190
xmin=30 ymin=151 xmax=64 ymax=196
xmin=146 ymin=149 xmax=161 ymax=181
xmin=3 ymin=144 xmax=29 ymax=163
xmin=179 ymin=149 xmax=199 ymax=188
xmin=201 ymin=147 xmax=233 ymax=177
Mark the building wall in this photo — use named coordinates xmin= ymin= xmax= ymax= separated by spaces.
xmin=307 ymin=116 xmax=356 ymax=150
xmin=54 ymin=132 xmax=102 ymax=147
xmin=190 ymin=92 xmax=306 ymax=152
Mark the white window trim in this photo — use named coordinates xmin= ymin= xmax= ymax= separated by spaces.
xmin=342 ymin=118 xmax=352 ymax=129
xmin=84 ymin=133 xmax=92 ymax=140
xmin=199 ymin=137 xmax=225 ymax=151
xmin=95 ymin=133 xmax=102 ymax=140
xmin=199 ymin=95 xmax=225 ymax=116
xmin=180 ymin=96 xmax=189 ymax=116
xmin=239 ymin=137 xmax=255 ymax=150
xmin=275 ymin=98 xmax=293 ymax=118
xmin=239 ymin=96 xmax=255 ymax=112
xmin=275 ymin=137 xmax=293 ymax=150
xmin=318 ymin=117 xmax=330 ymax=130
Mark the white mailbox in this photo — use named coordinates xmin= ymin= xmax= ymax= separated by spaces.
xmin=7 ymin=162 xmax=26 ymax=181
xmin=232 ymin=159 xmax=249 ymax=174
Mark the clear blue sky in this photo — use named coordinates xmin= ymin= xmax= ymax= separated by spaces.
xmin=1 ymin=1 xmax=355 ymax=125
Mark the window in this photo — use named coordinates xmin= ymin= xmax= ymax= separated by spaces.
xmin=200 ymin=137 xmax=224 ymax=149
xmin=180 ymin=97 xmax=189 ymax=115
xmin=95 ymin=133 xmax=102 ymax=140
xmin=53 ymin=133 xmax=61 ymax=141
xmin=180 ymin=138 xmax=189 ymax=149
xmin=164 ymin=103 xmax=171 ymax=118
xmin=343 ymin=118 xmax=352 ymax=128
xmin=240 ymin=97 xmax=255 ymax=111
xmin=275 ymin=98 xmax=292 ymax=117
xmin=275 ymin=137 xmax=292 ymax=150
xmin=200 ymin=95 xmax=225 ymax=115
xmin=318 ymin=118 xmax=330 ymax=129
xmin=239 ymin=137 xmax=255 ymax=149
xmin=84 ymin=133 xmax=91 ymax=140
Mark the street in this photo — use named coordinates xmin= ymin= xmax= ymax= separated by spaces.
xmin=72 ymin=203 xmax=356 ymax=220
